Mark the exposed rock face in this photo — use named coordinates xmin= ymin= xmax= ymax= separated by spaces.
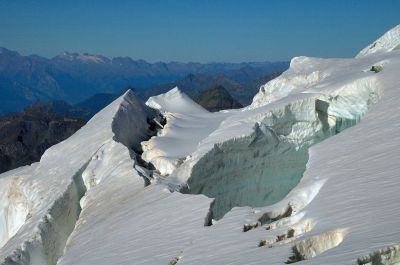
xmin=0 ymin=107 xmax=85 ymax=173
xmin=196 ymin=85 xmax=243 ymax=112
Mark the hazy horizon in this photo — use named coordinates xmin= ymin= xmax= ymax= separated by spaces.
xmin=0 ymin=46 xmax=290 ymax=64
xmin=1 ymin=0 xmax=399 ymax=63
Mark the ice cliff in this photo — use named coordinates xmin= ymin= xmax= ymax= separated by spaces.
xmin=1 ymin=24 xmax=400 ymax=265
xmin=0 ymin=90 xmax=151 ymax=264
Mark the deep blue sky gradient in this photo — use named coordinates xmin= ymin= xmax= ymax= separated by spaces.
xmin=0 ymin=0 xmax=399 ymax=62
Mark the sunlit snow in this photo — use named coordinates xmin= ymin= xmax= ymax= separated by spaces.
xmin=1 ymin=24 xmax=400 ymax=265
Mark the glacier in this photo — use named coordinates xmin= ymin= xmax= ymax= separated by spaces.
xmin=0 ymin=24 xmax=400 ymax=265
xmin=142 ymin=55 xmax=382 ymax=220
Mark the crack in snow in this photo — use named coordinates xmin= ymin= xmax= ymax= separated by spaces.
xmin=186 ymin=88 xmax=380 ymax=221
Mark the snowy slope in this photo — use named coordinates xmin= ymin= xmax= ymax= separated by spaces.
xmin=142 ymin=87 xmax=233 ymax=175
xmin=144 ymin=53 xmax=383 ymax=220
xmin=356 ymin=24 xmax=400 ymax=58
xmin=1 ymin=25 xmax=400 ymax=265
xmin=178 ymin=48 xmax=400 ymax=265
xmin=0 ymin=90 xmax=151 ymax=264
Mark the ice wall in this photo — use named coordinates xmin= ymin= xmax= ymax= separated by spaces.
xmin=2 ymin=24 xmax=400 ymax=265
xmin=142 ymin=87 xmax=229 ymax=176
xmin=184 ymin=76 xmax=381 ymax=220
xmin=0 ymin=90 xmax=151 ymax=265
xmin=0 ymin=173 xmax=31 ymax=249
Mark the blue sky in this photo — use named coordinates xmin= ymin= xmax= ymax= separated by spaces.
xmin=0 ymin=0 xmax=399 ymax=62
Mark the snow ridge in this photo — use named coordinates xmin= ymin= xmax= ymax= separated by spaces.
xmin=2 ymin=24 xmax=400 ymax=265
xmin=356 ymin=24 xmax=400 ymax=58
xmin=0 ymin=90 xmax=151 ymax=265
xmin=178 ymin=74 xmax=381 ymax=220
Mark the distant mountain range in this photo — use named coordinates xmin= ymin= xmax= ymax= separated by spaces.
xmin=0 ymin=85 xmax=243 ymax=173
xmin=0 ymin=47 xmax=286 ymax=172
xmin=135 ymin=72 xmax=282 ymax=105
xmin=0 ymin=47 xmax=288 ymax=114
xmin=30 ymin=93 xmax=120 ymax=121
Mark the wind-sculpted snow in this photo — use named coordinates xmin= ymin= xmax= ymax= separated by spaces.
xmin=146 ymin=87 xmax=208 ymax=115
xmin=146 ymin=58 xmax=382 ymax=220
xmin=142 ymin=87 xmax=231 ymax=175
xmin=250 ymin=56 xmax=328 ymax=108
xmin=357 ymin=24 xmax=400 ymax=58
xmin=0 ymin=90 xmax=151 ymax=264
xmin=133 ymin=24 xmax=400 ymax=264
xmin=2 ymin=24 xmax=400 ymax=265
xmin=172 ymin=51 xmax=400 ymax=265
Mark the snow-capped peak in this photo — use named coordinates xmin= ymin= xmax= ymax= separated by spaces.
xmin=56 ymin=51 xmax=110 ymax=64
xmin=146 ymin=86 xmax=208 ymax=114
xmin=356 ymin=24 xmax=400 ymax=58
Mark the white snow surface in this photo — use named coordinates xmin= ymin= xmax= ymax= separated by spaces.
xmin=58 ymin=52 xmax=109 ymax=64
xmin=0 ymin=90 xmax=150 ymax=264
xmin=146 ymin=87 xmax=209 ymax=115
xmin=142 ymin=87 xmax=232 ymax=175
xmin=1 ymin=25 xmax=400 ymax=265
xmin=356 ymin=24 xmax=400 ymax=58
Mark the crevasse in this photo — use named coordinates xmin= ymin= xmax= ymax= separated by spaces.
xmin=0 ymin=90 xmax=153 ymax=265
xmin=182 ymin=77 xmax=382 ymax=220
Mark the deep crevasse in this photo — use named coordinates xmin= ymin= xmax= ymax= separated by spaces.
xmin=145 ymin=66 xmax=382 ymax=220
xmin=1 ymin=23 xmax=400 ymax=265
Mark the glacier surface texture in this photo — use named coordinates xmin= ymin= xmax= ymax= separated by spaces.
xmin=1 ymin=24 xmax=400 ymax=265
